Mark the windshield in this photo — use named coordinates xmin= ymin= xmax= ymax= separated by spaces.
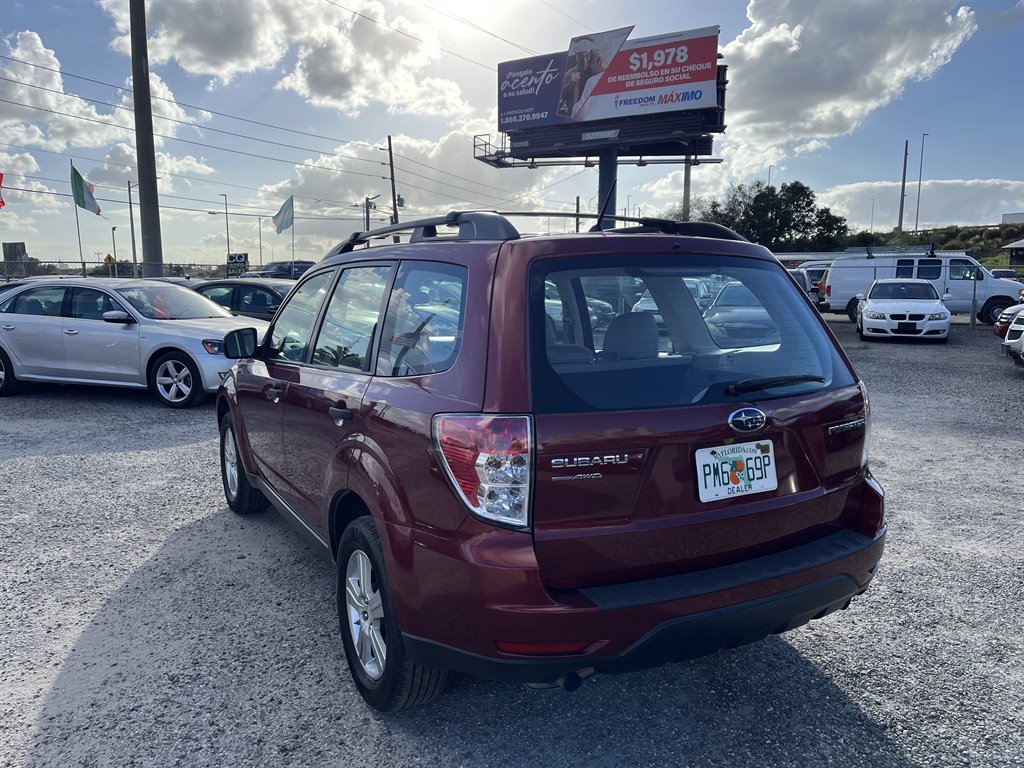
xmin=869 ymin=282 xmax=938 ymax=300
xmin=531 ymin=255 xmax=855 ymax=412
xmin=116 ymin=283 xmax=234 ymax=320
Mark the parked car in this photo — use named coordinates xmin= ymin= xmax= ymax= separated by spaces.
xmin=193 ymin=278 xmax=295 ymax=323
xmin=0 ymin=279 xmax=269 ymax=407
xmin=787 ymin=268 xmax=820 ymax=304
xmin=990 ymin=268 xmax=1022 ymax=282
xmin=799 ymin=261 xmax=832 ymax=290
xmin=854 ymin=279 xmax=951 ymax=343
xmin=701 ymin=280 xmax=780 ymax=347
xmin=819 ymin=252 xmax=1021 ymax=324
xmin=1000 ymin=309 xmax=1024 ymax=366
xmin=246 ymin=260 xmax=317 ymax=280
xmin=994 ymin=289 xmax=1024 ymax=339
xmin=215 ymin=211 xmax=885 ymax=712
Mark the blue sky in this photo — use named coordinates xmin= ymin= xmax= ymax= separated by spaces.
xmin=1 ymin=0 xmax=1022 ymax=268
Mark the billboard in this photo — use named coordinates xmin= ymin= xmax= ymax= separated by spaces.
xmin=499 ymin=25 xmax=720 ymax=132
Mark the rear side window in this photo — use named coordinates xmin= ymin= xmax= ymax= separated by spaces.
xmin=198 ymin=284 xmax=234 ymax=308
xmin=895 ymin=259 xmax=914 ymax=279
xmin=376 ymin=262 xmax=467 ymax=377
xmin=9 ymin=286 xmax=66 ymax=316
xmin=531 ymin=256 xmax=855 ymax=413
xmin=312 ymin=265 xmax=392 ymax=371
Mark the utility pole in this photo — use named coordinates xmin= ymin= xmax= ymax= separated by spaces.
xmin=387 ymin=136 xmax=399 ymax=226
xmin=129 ymin=0 xmax=163 ymax=276
xmin=219 ymin=193 xmax=230 ymax=256
xmin=575 ymin=196 xmax=581 ymax=232
xmin=897 ymin=139 xmax=909 ymax=234
xmin=110 ymin=226 xmax=118 ymax=277
xmin=257 ymin=217 xmax=264 ymax=266
xmin=914 ymin=133 xmax=929 ymax=233
xmin=127 ymin=180 xmax=140 ymax=278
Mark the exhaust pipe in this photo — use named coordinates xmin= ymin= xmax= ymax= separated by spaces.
xmin=525 ymin=667 xmax=595 ymax=693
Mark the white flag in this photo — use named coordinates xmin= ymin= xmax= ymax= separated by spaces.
xmin=272 ymin=195 xmax=294 ymax=234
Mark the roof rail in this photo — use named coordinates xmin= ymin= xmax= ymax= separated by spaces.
xmin=324 ymin=210 xmax=748 ymax=257
xmin=327 ymin=211 xmax=521 ymax=256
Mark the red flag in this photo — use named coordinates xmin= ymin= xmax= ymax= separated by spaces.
xmin=0 ymin=172 xmax=5 ymax=209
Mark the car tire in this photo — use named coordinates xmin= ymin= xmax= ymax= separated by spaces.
xmin=979 ymin=297 xmax=1013 ymax=326
xmin=0 ymin=347 xmax=19 ymax=397
xmin=846 ymin=299 xmax=859 ymax=323
xmin=149 ymin=351 xmax=205 ymax=408
xmin=337 ymin=517 xmax=447 ymax=712
xmin=219 ymin=412 xmax=266 ymax=515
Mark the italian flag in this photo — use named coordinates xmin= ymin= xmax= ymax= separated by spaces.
xmin=71 ymin=166 xmax=101 ymax=215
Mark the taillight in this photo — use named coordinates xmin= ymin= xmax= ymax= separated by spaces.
xmin=826 ymin=284 xmax=832 ymax=296
xmin=432 ymin=414 xmax=533 ymax=529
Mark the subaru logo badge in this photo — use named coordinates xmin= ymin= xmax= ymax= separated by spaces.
xmin=728 ymin=407 xmax=767 ymax=433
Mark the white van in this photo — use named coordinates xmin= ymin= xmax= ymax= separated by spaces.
xmin=820 ymin=250 xmax=1022 ymax=324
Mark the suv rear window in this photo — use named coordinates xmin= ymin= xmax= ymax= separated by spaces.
xmin=530 ymin=255 xmax=855 ymax=412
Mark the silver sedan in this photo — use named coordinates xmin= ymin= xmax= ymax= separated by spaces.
xmin=0 ymin=278 xmax=269 ymax=407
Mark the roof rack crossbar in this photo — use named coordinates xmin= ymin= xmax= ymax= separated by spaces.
xmin=324 ymin=210 xmax=747 ymax=257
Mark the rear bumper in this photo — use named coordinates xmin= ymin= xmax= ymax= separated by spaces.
xmin=394 ymin=523 xmax=885 ymax=683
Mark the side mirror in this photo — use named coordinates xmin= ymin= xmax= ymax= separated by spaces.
xmin=855 ymin=293 xmax=865 ymax=301
xmin=942 ymin=293 xmax=952 ymax=301
xmin=267 ymin=304 xmax=280 ymax=315
xmin=102 ymin=310 xmax=133 ymax=323
xmin=224 ymin=327 xmax=258 ymax=359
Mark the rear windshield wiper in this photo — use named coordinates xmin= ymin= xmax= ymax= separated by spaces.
xmin=724 ymin=375 xmax=826 ymax=396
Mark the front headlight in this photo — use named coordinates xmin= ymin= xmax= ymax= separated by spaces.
xmin=929 ymin=312 xmax=949 ymax=321
xmin=202 ymin=339 xmax=224 ymax=355
xmin=866 ymin=311 xmax=886 ymax=320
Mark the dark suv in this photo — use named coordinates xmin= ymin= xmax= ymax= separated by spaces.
xmin=247 ymin=260 xmax=316 ymax=279
xmin=217 ymin=212 xmax=885 ymax=712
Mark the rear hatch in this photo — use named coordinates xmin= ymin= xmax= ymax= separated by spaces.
xmin=529 ymin=252 xmax=866 ymax=589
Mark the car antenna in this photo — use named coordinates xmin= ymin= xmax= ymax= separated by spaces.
xmin=591 ymin=179 xmax=617 ymax=232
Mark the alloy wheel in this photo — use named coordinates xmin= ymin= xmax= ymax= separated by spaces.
xmin=155 ymin=359 xmax=193 ymax=403
xmin=222 ymin=426 xmax=239 ymax=500
xmin=345 ymin=550 xmax=387 ymax=681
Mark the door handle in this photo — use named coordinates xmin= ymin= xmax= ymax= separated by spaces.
xmin=64 ymin=329 xmax=79 ymax=335
xmin=329 ymin=406 xmax=353 ymax=423
xmin=266 ymin=385 xmax=284 ymax=403
xmin=1 ymin=324 xmax=14 ymax=331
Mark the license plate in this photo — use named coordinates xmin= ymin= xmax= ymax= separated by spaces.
xmin=695 ymin=440 xmax=778 ymax=502
xmin=897 ymin=322 xmax=916 ymax=333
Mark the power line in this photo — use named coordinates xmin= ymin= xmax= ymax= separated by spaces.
xmin=0 ymin=53 xmax=377 ymax=150
xmin=2 ymin=185 xmax=378 ymax=222
xmin=421 ymin=2 xmax=538 ymax=55
xmin=319 ymin=0 xmax=496 ymax=72
xmin=0 ymin=76 xmax=388 ymax=169
xmin=0 ymin=98 xmax=391 ymax=181
xmin=1 ymin=55 xmax=558 ymax=201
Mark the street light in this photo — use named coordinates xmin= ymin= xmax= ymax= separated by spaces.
xmin=219 ymin=193 xmax=231 ymax=257
xmin=914 ymin=133 xmax=928 ymax=233
xmin=257 ymin=217 xmax=264 ymax=266
xmin=127 ymin=181 xmax=140 ymax=278
xmin=768 ymin=165 xmax=773 ymax=187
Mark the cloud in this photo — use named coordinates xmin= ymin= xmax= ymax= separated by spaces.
xmin=819 ymin=178 xmax=1024 ymax=231
xmin=98 ymin=0 xmax=471 ymax=118
xmin=720 ymin=1 xmax=976 ymax=160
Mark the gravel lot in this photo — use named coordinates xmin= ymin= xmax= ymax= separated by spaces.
xmin=2 ymin=319 xmax=1021 ymax=768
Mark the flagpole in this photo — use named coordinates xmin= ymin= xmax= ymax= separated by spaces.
xmin=71 ymin=160 xmax=86 ymax=277
xmin=291 ymin=210 xmax=295 ymax=268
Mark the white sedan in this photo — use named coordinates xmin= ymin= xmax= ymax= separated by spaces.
xmin=0 ymin=278 xmax=269 ymax=407
xmin=855 ymin=278 xmax=951 ymax=343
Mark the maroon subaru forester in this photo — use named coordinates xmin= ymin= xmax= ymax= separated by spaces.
xmin=217 ymin=212 xmax=885 ymax=712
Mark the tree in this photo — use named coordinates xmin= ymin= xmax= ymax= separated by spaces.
xmin=665 ymin=180 xmax=849 ymax=252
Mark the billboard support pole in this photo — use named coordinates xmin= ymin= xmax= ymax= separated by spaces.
xmin=598 ymin=150 xmax=617 ymax=230
xmin=682 ymin=157 xmax=693 ymax=222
